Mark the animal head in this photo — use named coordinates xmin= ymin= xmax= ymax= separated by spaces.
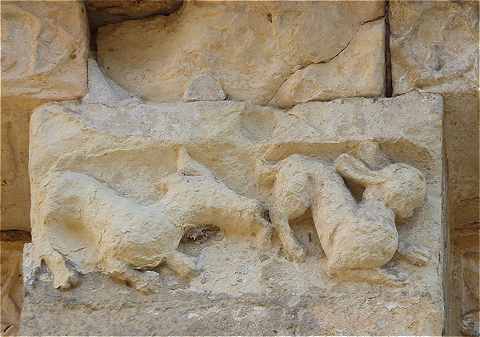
xmin=335 ymin=153 xmax=426 ymax=219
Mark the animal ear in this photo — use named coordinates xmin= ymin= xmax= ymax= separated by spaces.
xmin=177 ymin=146 xmax=214 ymax=177
xmin=335 ymin=153 xmax=386 ymax=186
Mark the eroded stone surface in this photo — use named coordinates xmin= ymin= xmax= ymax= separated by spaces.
xmin=390 ymin=1 xmax=479 ymax=231
xmin=1 ymin=242 xmax=24 ymax=336
xmin=23 ymin=91 xmax=444 ymax=335
xmin=390 ymin=0 xmax=478 ymax=95
xmin=389 ymin=2 xmax=479 ymax=334
xmin=257 ymin=151 xmax=426 ymax=274
xmin=82 ymin=58 xmax=133 ymax=105
xmin=97 ymin=1 xmax=384 ymax=104
xmin=1 ymin=1 xmax=88 ymax=100
xmin=271 ymin=18 xmax=385 ymax=108
xmin=183 ymin=74 xmax=226 ymax=102
xmin=87 ymin=0 xmax=181 ymax=17
xmin=1 ymin=1 xmax=88 ymax=231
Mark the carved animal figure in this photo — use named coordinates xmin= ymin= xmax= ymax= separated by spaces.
xmin=157 ymin=147 xmax=272 ymax=246
xmin=256 ymin=152 xmax=426 ymax=275
xmin=38 ymin=171 xmax=197 ymax=291
xmin=37 ymin=148 xmax=272 ymax=291
xmin=158 ymin=175 xmax=272 ymax=246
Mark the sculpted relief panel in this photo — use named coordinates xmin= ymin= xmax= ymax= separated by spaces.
xmin=22 ymin=76 xmax=444 ymax=334
xmin=259 ymin=149 xmax=426 ymax=275
xmin=1 ymin=1 xmax=470 ymax=335
xmin=33 ymin=144 xmax=427 ymax=292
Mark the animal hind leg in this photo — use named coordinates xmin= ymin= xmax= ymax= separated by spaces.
xmin=270 ymin=209 xmax=305 ymax=262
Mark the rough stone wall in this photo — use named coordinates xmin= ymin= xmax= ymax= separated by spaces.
xmin=1 ymin=2 xmax=88 ymax=335
xmin=1 ymin=1 xmax=88 ymax=231
xmin=0 ymin=0 xmax=478 ymax=335
xmin=389 ymin=1 xmax=479 ymax=335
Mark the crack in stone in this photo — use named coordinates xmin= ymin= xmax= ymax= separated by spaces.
xmin=268 ymin=16 xmax=386 ymax=105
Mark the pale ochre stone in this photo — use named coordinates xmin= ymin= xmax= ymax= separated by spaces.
xmin=390 ymin=0 xmax=478 ymax=95
xmin=389 ymin=3 xmax=479 ymax=334
xmin=1 ymin=1 xmax=88 ymax=231
xmin=36 ymin=151 xmax=272 ymax=291
xmin=23 ymin=91 xmax=445 ymax=335
xmin=1 ymin=98 xmax=42 ymax=231
xmin=97 ymin=1 xmax=384 ymax=104
xmin=389 ymin=2 xmax=479 ymax=231
xmin=271 ymin=18 xmax=385 ymax=108
xmin=1 ymin=1 xmax=88 ymax=100
xmin=183 ymin=74 xmax=226 ymax=102
xmin=256 ymin=152 xmax=426 ymax=275
xmin=0 ymin=242 xmax=24 ymax=336
xmin=452 ymin=227 xmax=480 ymax=337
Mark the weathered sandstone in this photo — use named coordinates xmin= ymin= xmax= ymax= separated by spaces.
xmin=183 ymin=74 xmax=226 ymax=102
xmin=1 ymin=2 xmax=88 ymax=100
xmin=390 ymin=1 xmax=478 ymax=95
xmin=82 ymin=58 xmax=133 ymax=105
xmin=1 ymin=1 xmax=88 ymax=231
xmin=389 ymin=2 xmax=479 ymax=335
xmin=1 ymin=1 xmax=477 ymax=334
xmin=390 ymin=1 xmax=479 ymax=229
xmin=0 ymin=242 xmax=24 ymax=336
xmin=271 ymin=19 xmax=385 ymax=108
xmin=97 ymin=1 xmax=384 ymax=104
xmin=21 ymin=90 xmax=444 ymax=335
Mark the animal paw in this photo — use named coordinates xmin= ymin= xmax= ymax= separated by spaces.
xmin=42 ymin=251 xmax=79 ymax=290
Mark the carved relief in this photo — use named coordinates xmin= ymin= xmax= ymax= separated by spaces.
xmin=36 ymin=148 xmax=272 ymax=292
xmin=1 ymin=2 xmax=87 ymax=99
xmin=256 ymin=144 xmax=426 ymax=276
xmin=35 ymin=139 xmax=429 ymax=292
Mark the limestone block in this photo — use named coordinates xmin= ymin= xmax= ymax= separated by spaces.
xmin=271 ymin=18 xmax=385 ymax=108
xmin=1 ymin=1 xmax=88 ymax=231
xmin=390 ymin=1 xmax=478 ymax=95
xmin=0 ymin=242 xmax=24 ymax=336
xmin=97 ymin=1 xmax=384 ymax=104
xmin=22 ymin=91 xmax=445 ymax=335
xmin=390 ymin=1 xmax=479 ymax=228
xmin=390 ymin=5 xmax=479 ymax=334
xmin=1 ymin=1 xmax=88 ymax=100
